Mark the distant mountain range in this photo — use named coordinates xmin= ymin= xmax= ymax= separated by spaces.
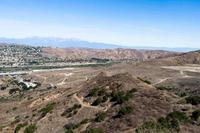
xmin=0 ymin=37 xmax=122 ymax=49
xmin=0 ymin=37 xmax=198 ymax=52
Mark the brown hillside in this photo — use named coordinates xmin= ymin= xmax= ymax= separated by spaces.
xmin=76 ymin=72 xmax=183 ymax=133
xmin=42 ymin=47 xmax=177 ymax=61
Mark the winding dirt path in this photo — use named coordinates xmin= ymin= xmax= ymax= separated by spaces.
xmin=73 ymin=93 xmax=110 ymax=111
xmin=29 ymin=93 xmax=60 ymax=108
xmin=153 ymin=78 xmax=170 ymax=85
xmin=153 ymin=66 xmax=195 ymax=86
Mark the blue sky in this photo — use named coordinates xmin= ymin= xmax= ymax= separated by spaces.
xmin=0 ymin=0 xmax=200 ymax=48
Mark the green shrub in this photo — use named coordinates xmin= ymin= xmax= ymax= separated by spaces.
xmin=11 ymin=115 xmax=21 ymax=125
xmin=65 ymin=129 xmax=73 ymax=133
xmin=64 ymin=119 xmax=91 ymax=133
xmin=95 ymin=112 xmax=107 ymax=122
xmin=136 ymin=118 xmax=180 ymax=133
xmin=39 ymin=102 xmax=55 ymax=118
xmin=97 ymin=88 xmax=107 ymax=96
xmin=111 ymin=90 xmax=133 ymax=104
xmin=61 ymin=104 xmax=81 ymax=117
xmin=0 ymin=85 xmax=6 ymax=90
xmin=24 ymin=124 xmax=37 ymax=133
xmin=137 ymin=77 xmax=151 ymax=84
xmin=117 ymin=106 xmax=133 ymax=118
xmin=135 ymin=120 xmax=159 ymax=133
xmin=102 ymin=95 xmax=109 ymax=102
xmin=129 ymin=88 xmax=137 ymax=93
xmin=72 ymin=104 xmax=82 ymax=109
xmin=92 ymin=97 xmax=105 ymax=106
xmin=166 ymin=111 xmax=189 ymax=123
xmin=64 ymin=123 xmax=81 ymax=131
xmin=158 ymin=117 xmax=180 ymax=131
xmin=14 ymin=123 xmax=28 ymax=133
xmin=136 ymin=111 xmax=189 ymax=133
xmin=87 ymin=87 xmax=101 ymax=97
xmin=176 ymin=92 xmax=187 ymax=97
xmin=80 ymin=119 xmax=90 ymax=124
xmin=170 ymin=119 xmax=180 ymax=132
xmin=85 ymin=128 xmax=105 ymax=133
xmin=191 ymin=110 xmax=200 ymax=121
xmin=157 ymin=117 xmax=171 ymax=129
xmin=9 ymin=88 xmax=20 ymax=94
xmin=185 ymin=96 xmax=200 ymax=105
xmin=12 ymin=107 xmax=17 ymax=111
xmin=156 ymin=86 xmax=174 ymax=91
xmin=87 ymin=87 xmax=108 ymax=98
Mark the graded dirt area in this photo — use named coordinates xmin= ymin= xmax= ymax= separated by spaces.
xmin=162 ymin=65 xmax=200 ymax=73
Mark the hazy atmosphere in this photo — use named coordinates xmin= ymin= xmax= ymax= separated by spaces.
xmin=0 ymin=0 xmax=200 ymax=48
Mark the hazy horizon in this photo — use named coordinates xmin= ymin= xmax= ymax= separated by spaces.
xmin=0 ymin=36 xmax=199 ymax=53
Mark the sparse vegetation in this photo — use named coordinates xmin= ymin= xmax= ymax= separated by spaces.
xmin=39 ymin=102 xmax=56 ymax=118
xmin=14 ymin=122 xmax=28 ymax=133
xmin=110 ymin=90 xmax=134 ymax=104
xmin=156 ymin=86 xmax=190 ymax=97
xmin=88 ymin=86 xmax=136 ymax=106
xmin=116 ymin=105 xmax=133 ymax=118
xmin=92 ymin=96 xmax=107 ymax=106
xmin=137 ymin=77 xmax=151 ymax=84
xmin=61 ymin=104 xmax=81 ymax=118
xmin=185 ymin=96 xmax=200 ymax=105
xmin=156 ymin=86 xmax=175 ymax=91
xmin=136 ymin=120 xmax=160 ymax=133
xmin=64 ymin=119 xmax=91 ymax=133
xmin=136 ymin=111 xmax=189 ymax=133
xmin=176 ymin=92 xmax=187 ymax=97
xmin=95 ymin=112 xmax=107 ymax=122
xmin=85 ymin=128 xmax=105 ymax=133
xmin=87 ymin=87 xmax=107 ymax=97
xmin=129 ymin=88 xmax=137 ymax=93
xmin=0 ymin=85 xmax=6 ymax=90
xmin=88 ymin=87 xmax=110 ymax=106
xmin=88 ymin=87 xmax=101 ymax=97
xmin=64 ymin=123 xmax=81 ymax=133
xmin=12 ymin=107 xmax=17 ymax=111
xmin=166 ymin=111 xmax=189 ymax=123
xmin=191 ymin=110 xmax=200 ymax=122
xmin=80 ymin=119 xmax=90 ymax=124
xmin=136 ymin=119 xmax=180 ymax=133
xmin=24 ymin=124 xmax=37 ymax=133
xmin=11 ymin=115 xmax=21 ymax=125
xmin=9 ymin=88 xmax=21 ymax=95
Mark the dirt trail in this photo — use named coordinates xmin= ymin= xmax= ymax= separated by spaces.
xmin=57 ymin=73 xmax=73 ymax=86
xmin=153 ymin=66 xmax=195 ymax=85
xmin=153 ymin=78 xmax=170 ymax=85
xmin=29 ymin=93 xmax=60 ymax=108
xmin=180 ymin=70 xmax=192 ymax=78
xmin=73 ymin=93 xmax=109 ymax=111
